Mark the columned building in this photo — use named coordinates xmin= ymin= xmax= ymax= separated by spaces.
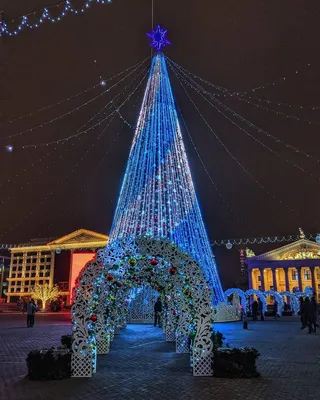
xmin=246 ymin=238 xmax=320 ymax=301
xmin=6 ymin=229 xmax=108 ymax=305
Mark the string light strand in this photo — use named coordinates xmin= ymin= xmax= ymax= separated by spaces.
xmin=168 ymin=58 xmax=320 ymax=164
xmin=3 ymin=57 xmax=149 ymax=126
xmin=1 ymin=58 xmax=148 ymax=144
xmin=0 ymin=0 xmax=112 ymax=38
xmin=169 ymin=62 xmax=320 ymax=184
xmin=170 ymin=63 xmax=301 ymax=222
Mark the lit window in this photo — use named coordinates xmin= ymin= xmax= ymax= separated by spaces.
xmin=258 ymin=276 xmax=261 ymax=282
xmin=291 ymin=271 xmax=298 ymax=280
xmin=304 ymin=270 xmax=311 ymax=280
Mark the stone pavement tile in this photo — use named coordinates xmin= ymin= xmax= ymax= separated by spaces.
xmin=1 ymin=315 xmax=320 ymax=400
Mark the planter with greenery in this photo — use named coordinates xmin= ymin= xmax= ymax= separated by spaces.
xmin=61 ymin=335 xmax=73 ymax=349
xmin=26 ymin=348 xmax=71 ymax=380
xmin=213 ymin=347 xmax=260 ymax=378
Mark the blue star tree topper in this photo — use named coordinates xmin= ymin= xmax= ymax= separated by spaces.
xmin=147 ymin=25 xmax=171 ymax=51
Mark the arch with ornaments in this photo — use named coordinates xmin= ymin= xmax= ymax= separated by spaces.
xmin=71 ymin=236 xmax=214 ymax=378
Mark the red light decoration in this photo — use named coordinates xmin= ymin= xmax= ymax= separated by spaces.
xmin=106 ymin=273 xmax=114 ymax=281
xmin=90 ymin=314 xmax=98 ymax=322
xmin=169 ymin=267 xmax=177 ymax=275
xmin=151 ymin=257 xmax=158 ymax=266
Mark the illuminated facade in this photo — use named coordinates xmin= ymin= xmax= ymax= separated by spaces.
xmin=0 ymin=255 xmax=10 ymax=300
xmin=246 ymin=238 xmax=320 ymax=301
xmin=6 ymin=229 xmax=108 ymax=304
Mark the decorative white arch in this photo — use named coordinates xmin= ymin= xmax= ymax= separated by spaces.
xmin=244 ymin=289 xmax=267 ymax=314
xmin=71 ymin=236 xmax=214 ymax=378
xmin=264 ymin=290 xmax=284 ymax=315
xmin=279 ymin=291 xmax=299 ymax=314
xmin=224 ymin=288 xmax=246 ymax=308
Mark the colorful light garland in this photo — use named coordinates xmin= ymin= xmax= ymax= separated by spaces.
xmin=0 ymin=0 xmax=112 ymax=38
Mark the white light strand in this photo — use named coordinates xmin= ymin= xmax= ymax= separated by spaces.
xmin=168 ymin=58 xmax=320 ymax=164
xmin=18 ymin=66 xmax=147 ymax=148
xmin=176 ymin=103 xmax=253 ymax=232
xmin=0 ymin=71 xmax=143 ymax=189
xmin=41 ymin=98 xmax=141 ymax=236
xmin=1 ymin=58 xmax=148 ymax=144
xmin=3 ymin=57 xmax=149 ymax=126
xmin=231 ymin=95 xmax=320 ymax=126
xmin=211 ymin=233 xmax=318 ymax=247
xmin=167 ymin=56 xmax=312 ymax=97
xmin=0 ymin=0 xmax=112 ymax=38
xmin=0 ymin=71 xmax=145 ymax=209
xmin=0 ymin=78 xmax=146 ymax=239
xmin=170 ymin=63 xmax=301 ymax=221
xmin=232 ymin=93 xmax=320 ymax=112
xmin=0 ymin=232 xmax=317 ymax=250
xmin=170 ymin=62 xmax=320 ymax=184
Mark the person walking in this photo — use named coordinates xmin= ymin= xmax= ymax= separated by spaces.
xmin=304 ymin=297 xmax=315 ymax=334
xmin=311 ymin=293 xmax=319 ymax=330
xmin=252 ymin=300 xmax=258 ymax=321
xmin=154 ymin=298 xmax=162 ymax=327
xmin=299 ymin=297 xmax=306 ymax=329
xmin=273 ymin=299 xmax=279 ymax=320
xmin=27 ymin=299 xmax=37 ymax=327
xmin=258 ymin=298 xmax=264 ymax=321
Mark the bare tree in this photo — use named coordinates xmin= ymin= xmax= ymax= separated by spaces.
xmin=31 ymin=284 xmax=60 ymax=310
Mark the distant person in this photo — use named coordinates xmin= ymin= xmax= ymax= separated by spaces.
xmin=273 ymin=300 xmax=279 ymax=320
xmin=311 ymin=292 xmax=319 ymax=329
xmin=299 ymin=297 xmax=306 ymax=329
xmin=27 ymin=299 xmax=37 ymax=328
xmin=304 ymin=297 xmax=315 ymax=334
xmin=258 ymin=298 xmax=264 ymax=321
xmin=252 ymin=300 xmax=258 ymax=321
xmin=154 ymin=298 xmax=162 ymax=327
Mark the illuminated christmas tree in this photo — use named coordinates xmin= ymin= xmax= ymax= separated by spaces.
xmin=109 ymin=26 xmax=224 ymax=303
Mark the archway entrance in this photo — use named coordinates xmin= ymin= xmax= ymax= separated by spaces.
xmin=127 ymin=286 xmax=158 ymax=324
xmin=71 ymin=237 xmax=214 ymax=378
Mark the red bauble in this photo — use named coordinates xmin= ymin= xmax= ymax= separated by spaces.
xmin=98 ymin=265 xmax=103 ymax=270
xmin=90 ymin=314 xmax=98 ymax=322
xmin=150 ymin=258 xmax=158 ymax=266
xmin=106 ymin=273 xmax=114 ymax=281
xmin=169 ymin=267 xmax=177 ymax=275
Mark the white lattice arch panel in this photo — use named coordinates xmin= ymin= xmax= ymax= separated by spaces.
xmin=245 ymin=289 xmax=268 ymax=314
xmin=71 ymin=236 xmax=214 ymax=378
xmin=224 ymin=288 xmax=246 ymax=308
xmin=280 ymin=291 xmax=299 ymax=314
xmin=264 ymin=290 xmax=284 ymax=315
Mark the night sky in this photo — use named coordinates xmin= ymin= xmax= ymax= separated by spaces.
xmin=1 ymin=0 xmax=320 ymax=287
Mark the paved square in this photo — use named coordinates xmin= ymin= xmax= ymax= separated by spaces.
xmin=0 ymin=314 xmax=320 ymax=400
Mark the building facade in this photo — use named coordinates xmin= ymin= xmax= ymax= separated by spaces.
xmin=6 ymin=229 xmax=108 ymax=305
xmin=246 ymin=238 xmax=320 ymax=301
xmin=0 ymin=255 xmax=10 ymax=300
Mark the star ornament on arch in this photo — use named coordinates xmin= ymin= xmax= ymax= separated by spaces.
xmin=147 ymin=25 xmax=171 ymax=52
